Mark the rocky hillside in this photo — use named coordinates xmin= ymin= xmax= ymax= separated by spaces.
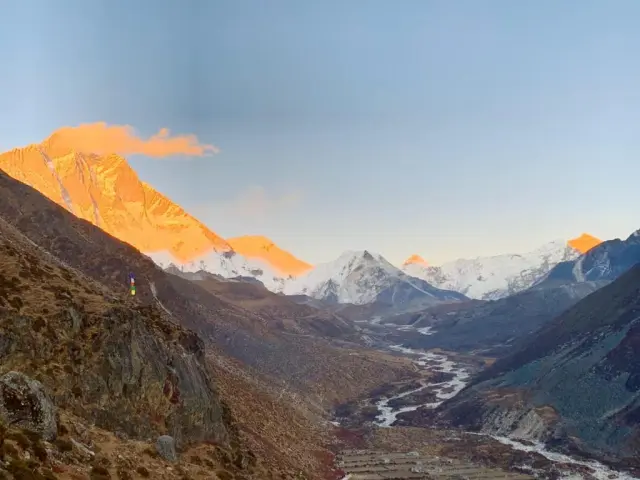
xmin=431 ymin=264 xmax=640 ymax=471
xmin=0 ymin=211 xmax=350 ymax=479
xmin=0 ymin=168 xmax=411 ymax=405
xmin=0 ymin=166 xmax=419 ymax=478
xmin=0 ymin=212 xmax=254 ymax=478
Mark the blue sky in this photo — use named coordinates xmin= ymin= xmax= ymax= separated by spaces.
xmin=1 ymin=0 xmax=639 ymax=265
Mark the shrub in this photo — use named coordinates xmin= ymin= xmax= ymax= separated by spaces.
xmin=135 ymin=466 xmax=150 ymax=478
xmin=116 ymin=468 xmax=132 ymax=480
xmin=54 ymin=438 xmax=73 ymax=453
xmin=33 ymin=441 xmax=48 ymax=462
xmin=7 ymin=431 xmax=31 ymax=449
xmin=89 ymin=465 xmax=111 ymax=480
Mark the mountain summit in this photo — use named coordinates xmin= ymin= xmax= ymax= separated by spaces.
xmin=0 ymin=136 xmax=308 ymax=279
xmin=403 ymin=254 xmax=428 ymax=267
xmin=567 ymin=232 xmax=602 ymax=253
xmin=284 ymin=250 xmax=466 ymax=306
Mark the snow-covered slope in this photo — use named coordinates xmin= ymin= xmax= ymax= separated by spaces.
xmin=403 ymin=240 xmax=582 ymax=300
xmin=146 ymin=250 xmax=288 ymax=291
xmin=535 ymin=228 xmax=640 ymax=288
xmin=283 ymin=250 xmax=467 ymax=306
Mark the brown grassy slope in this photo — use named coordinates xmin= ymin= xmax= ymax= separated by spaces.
xmin=0 ymin=169 xmax=415 ymax=407
xmin=207 ymin=353 xmax=345 ymax=480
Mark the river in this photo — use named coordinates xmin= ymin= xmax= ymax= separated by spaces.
xmin=363 ymin=321 xmax=640 ymax=480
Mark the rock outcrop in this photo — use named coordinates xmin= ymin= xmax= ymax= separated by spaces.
xmin=0 ymin=371 xmax=56 ymax=440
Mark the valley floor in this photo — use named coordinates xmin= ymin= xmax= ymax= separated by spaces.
xmin=330 ymin=319 xmax=640 ymax=480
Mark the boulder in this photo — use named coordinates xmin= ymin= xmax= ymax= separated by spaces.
xmin=0 ymin=371 xmax=56 ymax=440
xmin=155 ymin=435 xmax=177 ymax=463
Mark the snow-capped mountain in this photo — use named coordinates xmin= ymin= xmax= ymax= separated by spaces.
xmin=283 ymin=250 xmax=467 ymax=306
xmin=402 ymin=239 xmax=589 ymax=300
xmin=535 ymin=228 xmax=640 ymax=287
xmin=147 ymin=250 xmax=288 ymax=291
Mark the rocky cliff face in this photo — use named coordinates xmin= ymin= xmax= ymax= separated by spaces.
xmin=0 ymin=215 xmax=229 ymax=448
xmin=433 ymin=265 xmax=640 ymax=468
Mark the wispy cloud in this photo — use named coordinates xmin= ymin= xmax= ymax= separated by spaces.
xmin=199 ymin=186 xmax=304 ymax=233
xmin=45 ymin=122 xmax=218 ymax=157
xmin=227 ymin=186 xmax=302 ymax=218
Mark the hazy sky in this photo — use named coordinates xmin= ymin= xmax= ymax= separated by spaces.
xmin=1 ymin=0 xmax=639 ymax=265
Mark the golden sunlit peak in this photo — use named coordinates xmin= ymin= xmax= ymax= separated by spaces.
xmin=403 ymin=254 xmax=428 ymax=267
xmin=568 ymin=233 xmax=602 ymax=254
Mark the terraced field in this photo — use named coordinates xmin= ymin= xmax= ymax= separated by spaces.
xmin=336 ymin=450 xmax=534 ymax=480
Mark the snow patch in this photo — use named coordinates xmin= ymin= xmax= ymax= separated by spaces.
xmin=38 ymin=149 xmax=75 ymax=214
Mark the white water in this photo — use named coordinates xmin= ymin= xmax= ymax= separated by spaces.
xmin=374 ymin=344 xmax=470 ymax=427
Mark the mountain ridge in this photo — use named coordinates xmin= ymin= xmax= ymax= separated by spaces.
xmin=402 ymin=236 xmax=601 ymax=300
xmin=284 ymin=250 xmax=467 ymax=308
xmin=534 ymin=228 xmax=640 ymax=288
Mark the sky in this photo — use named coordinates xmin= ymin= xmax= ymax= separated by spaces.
xmin=1 ymin=0 xmax=639 ymax=266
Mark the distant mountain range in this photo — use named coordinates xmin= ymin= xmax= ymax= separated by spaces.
xmin=534 ymin=229 xmax=640 ymax=288
xmin=396 ymin=229 xmax=640 ymax=355
xmin=282 ymin=250 xmax=467 ymax=309
xmin=0 ymin=134 xmax=619 ymax=313
xmin=402 ymin=234 xmax=601 ymax=301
